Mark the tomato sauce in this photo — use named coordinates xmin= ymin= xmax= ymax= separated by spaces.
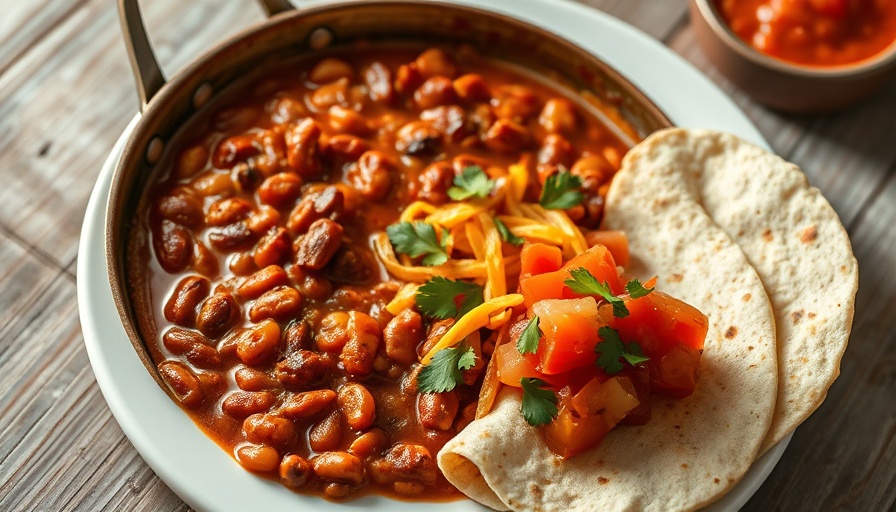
xmin=714 ymin=0 xmax=896 ymax=66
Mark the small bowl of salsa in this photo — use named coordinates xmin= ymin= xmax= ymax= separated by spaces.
xmin=689 ymin=0 xmax=896 ymax=112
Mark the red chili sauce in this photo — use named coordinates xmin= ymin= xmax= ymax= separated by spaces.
xmin=715 ymin=0 xmax=896 ymax=66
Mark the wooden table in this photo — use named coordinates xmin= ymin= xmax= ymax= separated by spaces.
xmin=1 ymin=0 xmax=893 ymax=510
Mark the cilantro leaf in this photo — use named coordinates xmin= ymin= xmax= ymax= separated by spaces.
xmin=386 ymin=221 xmax=449 ymax=266
xmin=494 ymin=216 xmax=524 ymax=246
xmin=448 ymin=166 xmax=495 ymax=201
xmin=539 ymin=171 xmax=583 ymax=210
xmin=625 ymin=278 xmax=655 ymax=299
xmin=564 ymin=267 xmax=629 ymax=318
xmin=418 ymin=343 xmax=477 ymax=393
xmin=595 ymin=326 xmax=649 ymax=374
xmin=520 ymin=377 xmax=559 ymax=427
xmin=516 ymin=316 xmax=542 ymax=354
xmin=415 ymin=276 xmax=485 ymax=320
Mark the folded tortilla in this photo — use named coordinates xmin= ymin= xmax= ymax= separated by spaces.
xmin=651 ymin=129 xmax=857 ymax=454
xmin=439 ymin=128 xmax=781 ymax=510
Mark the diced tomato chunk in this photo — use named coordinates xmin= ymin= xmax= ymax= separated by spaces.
xmin=519 ymin=243 xmax=562 ymax=280
xmin=584 ymin=230 xmax=629 ymax=268
xmin=532 ymin=297 xmax=602 ymax=375
xmin=495 ymin=343 xmax=561 ymax=387
xmin=519 ymin=244 xmax=622 ymax=310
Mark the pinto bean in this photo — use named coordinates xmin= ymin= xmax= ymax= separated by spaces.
xmin=538 ymin=134 xmax=575 ymax=168
xmin=415 ymin=161 xmax=454 ymax=205
xmin=275 ymin=350 xmax=331 ymax=388
xmin=328 ymin=106 xmax=371 ymax=136
xmin=163 ymin=327 xmax=221 ymax=369
xmin=395 ymin=121 xmax=442 ymax=156
xmin=309 ymin=58 xmax=354 ymax=84
xmin=570 ymin=154 xmax=615 ymax=193
xmin=268 ymin=95 xmax=308 ymax=124
xmin=493 ymin=85 xmax=539 ymax=120
xmin=175 ymin=144 xmax=209 ymax=179
xmin=417 ymin=391 xmax=459 ymax=431
xmin=213 ymin=134 xmax=261 ymax=168
xmin=195 ymin=292 xmax=239 ymax=338
xmin=484 ymin=118 xmax=529 ymax=153
xmin=207 ymin=221 xmax=255 ymax=252
xmin=156 ymin=188 xmax=204 ymax=229
xmin=322 ymin=134 xmax=368 ymax=162
xmin=238 ymin=264 xmax=288 ymax=299
xmin=322 ymin=245 xmax=375 ymax=285
xmin=284 ymin=118 xmax=322 ymax=178
xmin=212 ymin=106 xmax=259 ymax=132
xmin=349 ymin=428 xmax=388 ymax=459
xmin=191 ymin=171 xmax=234 ymax=197
xmin=282 ymin=319 xmax=311 ymax=352
xmin=258 ymin=173 xmax=303 ymax=209
xmin=249 ymin=286 xmax=303 ymax=322
xmin=316 ymin=311 xmax=350 ymax=353
xmin=286 ymin=186 xmax=344 ymax=234
xmin=312 ymin=451 xmax=364 ymax=484
xmin=280 ymin=454 xmax=313 ymax=489
xmin=368 ymin=443 xmax=437 ymax=486
xmin=154 ymin=220 xmax=193 ymax=273
xmin=337 ymin=383 xmax=376 ymax=431
xmin=415 ymin=48 xmax=457 ymax=78
xmin=223 ymin=390 xmax=276 ymax=418
xmin=363 ymin=61 xmax=393 ymax=103
xmin=420 ymin=106 xmax=468 ymax=143
xmin=254 ymin=227 xmax=292 ymax=268
xmin=205 ymin=198 xmax=252 ymax=227
xmin=158 ymin=360 xmax=204 ymax=408
xmin=383 ymin=309 xmax=423 ymax=366
xmin=235 ymin=319 xmax=281 ymax=366
xmin=344 ymin=151 xmax=393 ymax=201
xmin=192 ymin=240 xmax=219 ymax=277
xmin=164 ymin=276 xmax=210 ymax=327
xmin=340 ymin=312 xmax=381 ymax=376
xmin=309 ymin=411 xmax=346 ymax=453
xmin=294 ymin=218 xmax=344 ymax=270
xmin=413 ymin=77 xmax=457 ymax=110
xmin=234 ymin=366 xmax=278 ymax=391
xmin=394 ymin=63 xmax=423 ymax=95
xmin=539 ymin=98 xmax=578 ymax=134
xmin=244 ymin=413 xmax=296 ymax=447
xmin=453 ymin=73 xmax=490 ymax=102
xmin=236 ymin=444 xmax=279 ymax=472
xmin=279 ymin=389 xmax=336 ymax=419
xmin=309 ymin=78 xmax=349 ymax=110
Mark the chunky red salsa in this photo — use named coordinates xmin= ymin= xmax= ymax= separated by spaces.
xmin=143 ymin=43 xmax=631 ymax=500
xmin=715 ymin=0 xmax=896 ymax=66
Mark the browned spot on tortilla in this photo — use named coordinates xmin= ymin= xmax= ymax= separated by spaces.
xmin=529 ymin=484 xmax=543 ymax=496
xmin=791 ymin=310 xmax=804 ymax=324
xmin=551 ymin=458 xmax=561 ymax=467
xmin=748 ymin=346 xmax=754 ymax=351
xmin=743 ymin=293 xmax=752 ymax=302
xmin=762 ymin=228 xmax=773 ymax=242
xmin=714 ymin=478 xmax=721 ymax=484
xmin=668 ymin=273 xmax=683 ymax=283
xmin=598 ymin=477 xmax=609 ymax=485
xmin=801 ymin=357 xmax=809 ymax=364
xmin=808 ymin=312 xmax=817 ymax=319
xmin=681 ymin=463 xmax=689 ymax=469
xmin=724 ymin=326 xmax=738 ymax=339
xmin=801 ymin=225 xmax=818 ymax=243
xmin=654 ymin=198 xmax=670 ymax=209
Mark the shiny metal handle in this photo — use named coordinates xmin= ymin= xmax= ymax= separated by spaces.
xmin=117 ymin=0 xmax=296 ymax=111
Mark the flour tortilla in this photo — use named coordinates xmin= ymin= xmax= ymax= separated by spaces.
xmin=629 ymin=129 xmax=857 ymax=453
xmin=438 ymin=134 xmax=779 ymax=511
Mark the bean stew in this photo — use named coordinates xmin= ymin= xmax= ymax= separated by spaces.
xmin=142 ymin=43 xmax=630 ymax=500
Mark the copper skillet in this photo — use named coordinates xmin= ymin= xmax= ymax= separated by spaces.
xmin=107 ymin=0 xmax=672 ymax=394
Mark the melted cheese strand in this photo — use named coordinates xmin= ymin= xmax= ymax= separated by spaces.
xmin=420 ymin=294 xmax=524 ymax=364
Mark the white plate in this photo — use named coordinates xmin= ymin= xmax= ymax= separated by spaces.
xmin=78 ymin=0 xmax=790 ymax=510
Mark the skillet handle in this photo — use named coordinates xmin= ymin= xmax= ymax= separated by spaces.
xmin=118 ymin=0 xmax=297 ymax=111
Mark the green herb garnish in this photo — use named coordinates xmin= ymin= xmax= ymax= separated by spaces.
xmin=595 ymin=326 xmax=649 ymax=375
xmin=415 ymin=276 xmax=484 ymax=320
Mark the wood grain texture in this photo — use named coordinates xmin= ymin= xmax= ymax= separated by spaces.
xmin=0 ymin=0 xmax=893 ymax=511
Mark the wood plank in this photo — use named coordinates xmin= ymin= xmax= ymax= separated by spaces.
xmin=0 ymin=231 xmax=61 ymax=343
xmin=745 ymin=165 xmax=896 ymax=511
xmin=574 ymin=0 xmax=689 ymax=40
xmin=0 ymin=0 xmax=261 ymax=269
xmin=0 ymin=0 xmax=86 ymax=75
